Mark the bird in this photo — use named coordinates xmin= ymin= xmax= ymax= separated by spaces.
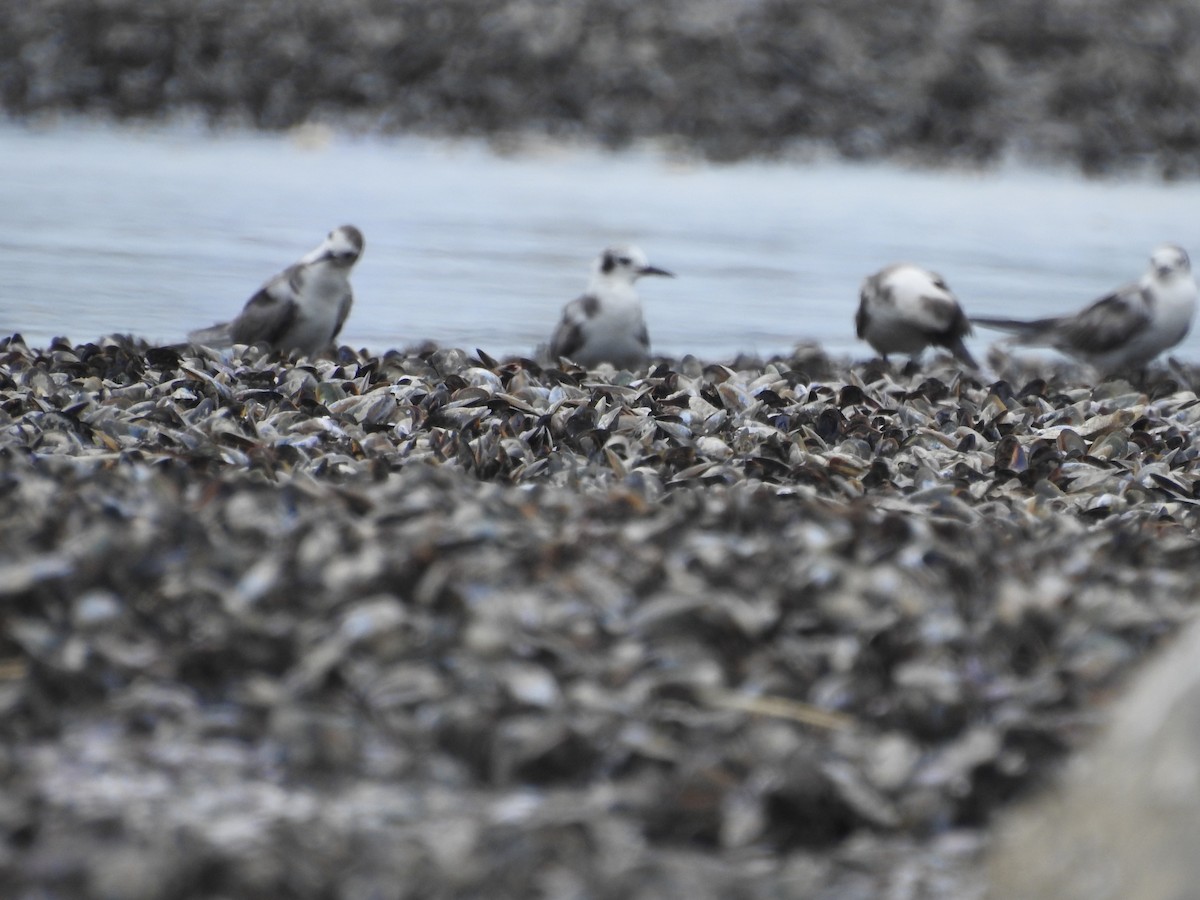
xmin=856 ymin=263 xmax=978 ymax=367
xmin=972 ymin=244 xmax=1197 ymax=373
xmin=547 ymin=245 xmax=673 ymax=369
xmin=189 ymin=225 xmax=365 ymax=356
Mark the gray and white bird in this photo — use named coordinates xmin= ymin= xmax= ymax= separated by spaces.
xmin=856 ymin=263 xmax=978 ymax=367
xmin=547 ymin=245 xmax=673 ymax=369
xmin=973 ymin=244 xmax=1196 ymax=373
xmin=189 ymin=225 xmax=364 ymax=356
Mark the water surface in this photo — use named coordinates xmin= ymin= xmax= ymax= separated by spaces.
xmin=5 ymin=122 xmax=1200 ymax=365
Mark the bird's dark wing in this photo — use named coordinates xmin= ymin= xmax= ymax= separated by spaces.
xmin=974 ymin=284 xmax=1150 ymax=355
xmin=1054 ymin=285 xmax=1151 ymax=355
xmin=914 ymin=292 xmax=970 ymax=336
xmin=230 ymin=265 xmax=302 ymax=346
xmin=548 ymin=295 xmax=599 ymax=361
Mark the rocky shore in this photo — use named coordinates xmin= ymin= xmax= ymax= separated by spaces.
xmin=4 ymin=334 xmax=1200 ymax=897
xmin=4 ymin=0 xmax=1200 ymax=175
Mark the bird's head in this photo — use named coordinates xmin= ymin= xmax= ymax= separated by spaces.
xmin=1151 ymin=243 xmax=1190 ymax=280
xmin=594 ymin=245 xmax=674 ymax=285
xmin=310 ymin=225 xmax=365 ymax=268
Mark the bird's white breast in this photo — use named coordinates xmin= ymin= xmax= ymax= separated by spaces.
xmin=578 ymin=286 xmax=646 ymax=357
xmin=1153 ymin=274 xmax=1197 ymax=345
xmin=286 ymin=262 xmax=349 ymax=353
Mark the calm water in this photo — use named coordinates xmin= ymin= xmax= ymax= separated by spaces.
xmin=5 ymin=121 xmax=1200 ymax=364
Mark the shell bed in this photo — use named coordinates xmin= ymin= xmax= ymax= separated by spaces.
xmin=3 ymin=334 xmax=1200 ymax=897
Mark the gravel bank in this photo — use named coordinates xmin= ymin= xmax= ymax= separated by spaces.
xmin=4 ymin=0 xmax=1200 ymax=175
xmin=4 ymin=335 xmax=1200 ymax=896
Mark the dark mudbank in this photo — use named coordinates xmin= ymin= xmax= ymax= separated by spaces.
xmin=3 ymin=0 xmax=1200 ymax=175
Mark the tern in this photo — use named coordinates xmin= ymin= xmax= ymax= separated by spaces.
xmin=856 ymin=263 xmax=978 ymax=367
xmin=973 ymin=244 xmax=1196 ymax=373
xmin=547 ymin=245 xmax=673 ymax=369
xmin=190 ymin=225 xmax=364 ymax=356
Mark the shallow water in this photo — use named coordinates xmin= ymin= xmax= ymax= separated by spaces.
xmin=5 ymin=121 xmax=1200 ymax=364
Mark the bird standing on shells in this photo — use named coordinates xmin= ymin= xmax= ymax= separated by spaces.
xmin=856 ymin=263 xmax=978 ymax=367
xmin=189 ymin=225 xmax=365 ymax=357
xmin=547 ymin=245 xmax=674 ymax=369
xmin=973 ymin=244 xmax=1196 ymax=374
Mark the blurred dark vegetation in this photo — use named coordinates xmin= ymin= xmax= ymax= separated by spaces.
xmin=1 ymin=0 xmax=1197 ymax=174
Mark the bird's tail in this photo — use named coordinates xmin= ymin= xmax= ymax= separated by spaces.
xmin=187 ymin=321 xmax=234 ymax=349
xmin=974 ymin=314 xmax=1060 ymax=336
xmin=971 ymin=315 xmax=1061 ymax=338
xmin=944 ymin=335 xmax=980 ymax=369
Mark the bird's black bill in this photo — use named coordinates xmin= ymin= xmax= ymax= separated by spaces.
xmin=641 ymin=266 xmax=674 ymax=278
